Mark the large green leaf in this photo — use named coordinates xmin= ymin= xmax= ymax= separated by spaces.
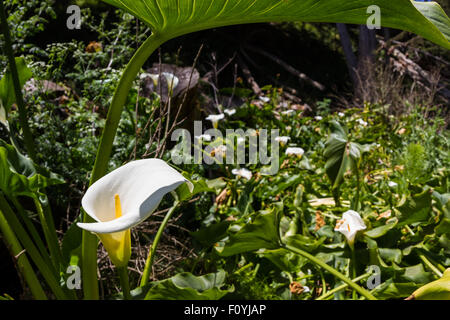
xmin=102 ymin=0 xmax=450 ymax=49
xmin=218 ymin=208 xmax=280 ymax=257
xmin=0 ymin=57 xmax=32 ymax=124
xmin=396 ymin=188 xmax=432 ymax=227
xmin=144 ymin=271 xmax=233 ymax=300
xmin=0 ymin=140 xmax=64 ymax=197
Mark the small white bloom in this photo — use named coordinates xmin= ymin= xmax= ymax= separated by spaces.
xmin=303 ymin=286 xmax=310 ymax=293
xmin=205 ymin=114 xmax=225 ymax=129
xmin=286 ymin=147 xmax=304 ymax=158
xmin=211 ymin=145 xmax=227 ymax=158
xmin=338 ymin=112 xmax=345 ymax=117
xmin=388 ymin=181 xmax=398 ymax=188
xmin=357 ymin=118 xmax=368 ymax=127
xmin=334 ymin=210 xmax=366 ymax=245
xmin=259 ymin=96 xmax=270 ymax=103
xmin=275 ymin=136 xmax=291 ymax=146
xmin=224 ymin=108 xmax=236 ymax=116
xmin=286 ymin=126 xmax=292 ymax=132
xmin=161 ymin=72 xmax=179 ymax=93
xmin=315 ymin=116 xmax=323 ymax=121
xmin=237 ymin=137 xmax=246 ymax=144
xmin=281 ymin=110 xmax=295 ymax=116
xmin=232 ymin=168 xmax=253 ymax=180
xmin=195 ymin=134 xmax=212 ymax=142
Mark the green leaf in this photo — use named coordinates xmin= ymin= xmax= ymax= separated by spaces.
xmin=218 ymin=209 xmax=280 ymax=257
xmin=324 ymin=121 xmax=366 ymax=190
xmin=176 ymin=172 xmax=215 ymax=201
xmin=396 ymin=188 xmax=432 ymax=226
xmin=61 ymin=215 xmax=83 ymax=267
xmin=435 ymin=218 xmax=450 ymax=236
xmin=402 ymin=264 xmax=433 ymax=284
xmin=144 ymin=271 xmax=233 ymax=300
xmin=191 ymin=220 xmax=232 ymax=247
xmin=364 ymin=218 xmax=398 ymax=238
xmin=284 ymin=234 xmax=326 ymax=252
xmin=0 ymin=140 xmax=64 ymax=197
xmin=411 ymin=268 xmax=450 ymax=300
xmin=102 ymin=0 xmax=450 ymax=49
xmin=0 ymin=57 xmax=32 ymax=124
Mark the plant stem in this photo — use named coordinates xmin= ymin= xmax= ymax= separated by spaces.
xmin=81 ymin=33 xmax=168 ymax=300
xmin=351 ymin=247 xmax=357 ymax=299
xmin=0 ymin=194 xmax=67 ymax=299
xmin=284 ymin=243 xmax=377 ymax=300
xmin=33 ymin=196 xmax=62 ymax=271
xmin=0 ymin=208 xmax=47 ymax=299
xmin=317 ymin=272 xmax=371 ymax=300
xmin=117 ymin=267 xmax=131 ymax=300
xmin=0 ymin=1 xmax=37 ymax=161
xmin=140 ymin=201 xmax=179 ymax=287
xmin=419 ymin=254 xmax=443 ymax=278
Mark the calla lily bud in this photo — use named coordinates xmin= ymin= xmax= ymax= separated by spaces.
xmin=334 ymin=210 xmax=366 ymax=246
xmin=407 ymin=268 xmax=450 ymax=300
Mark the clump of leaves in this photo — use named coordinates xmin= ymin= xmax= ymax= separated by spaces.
xmin=402 ymin=143 xmax=430 ymax=185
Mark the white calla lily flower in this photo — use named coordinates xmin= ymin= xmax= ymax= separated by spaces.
xmin=315 ymin=116 xmax=323 ymax=121
xmin=286 ymin=147 xmax=304 ymax=158
xmin=275 ymin=136 xmax=291 ymax=147
xmin=388 ymin=181 xmax=398 ymax=188
xmin=232 ymin=168 xmax=252 ymax=180
xmin=334 ymin=210 xmax=366 ymax=246
xmin=224 ymin=108 xmax=236 ymax=116
xmin=357 ymin=119 xmax=368 ymax=127
xmin=259 ymin=96 xmax=270 ymax=103
xmin=141 ymin=73 xmax=160 ymax=87
xmin=195 ymin=134 xmax=212 ymax=142
xmin=161 ymin=72 xmax=179 ymax=94
xmin=206 ymin=114 xmax=225 ymax=129
xmin=77 ymin=159 xmax=191 ymax=266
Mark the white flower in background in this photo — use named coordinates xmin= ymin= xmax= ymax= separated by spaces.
xmin=281 ymin=110 xmax=295 ymax=116
xmin=232 ymin=168 xmax=253 ymax=180
xmin=77 ymin=159 xmax=191 ymax=267
xmin=205 ymin=114 xmax=225 ymax=129
xmin=211 ymin=145 xmax=227 ymax=158
xmin=286 ymin=147 xmax=304 ymax=158
xmin=161 ymin=72 xmax=179 ymax=94
xmin=286 ymin=126 xmax=292 ymax=133
xmin=275 ymin=136 xmax=291 ymax=147
xmin=338 ymin=112 xmax=345 ymax=117
xmin=259 ymin=96 xmax=270 ymax=103
xmin=334 ymin=210 xmax=366 ymax=246
xmin=357 ymin=119 xmax=368 ymax=127
xmin=195 ymin=134 xmax=212 ymax=142
xmin=315 ymin=116 xmax=323 ymax=121
xmin=224 ymin=108 xmax=236 ymax=116
xmin=303 ymin=286 xmax=311 ymax=293
xmin=388 ymin=181 xmax=398 ymax=188
xmin=237 ymin=137 xmax=246 ymax=144
xmin=140 ymin=73 xmax=160 ymax=87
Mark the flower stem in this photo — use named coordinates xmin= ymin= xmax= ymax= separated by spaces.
xmin=117 ymin=267 xmax=131 ymax=300
xmin=284 ymin=243 xmax=377 ymax=300
xmin=317 ymin=272 xmax=371 ymax=300
xmin=351 ymin=247 xmax=357 ymax=299
xmin=140 ymin=201 xmax=179 ymax=287
xmin=80 ymin=33 xmax=168 ymax=300
xmin=419 ymin=254 xmax=443 ymax=278
xmin=0 ymin=1 xmax=37 ymax=161
xmin=0 ymin=193 xmax=68 ymax=299
xmin=0 ymin=207 xmax=47 ymax=299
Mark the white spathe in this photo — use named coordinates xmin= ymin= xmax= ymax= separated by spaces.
xmin=77 ymin=159 xmax=191 ymax=234
xmin=161 ymin=72 xmax=179 ymax=93
xmin=334 ymin=210 xmax=366 ymax=244
xmin=286 ymin=147 xmax=304 ymax=157
xmin=275 ymin=136 xmax=291 ymax=146
xmin=232 ymin=168 xmax=252 ymax=180
xmin=224 ymin=108 xmax=236 ymax=116
xmin=206 ymin=113 xmax=225 ymax=129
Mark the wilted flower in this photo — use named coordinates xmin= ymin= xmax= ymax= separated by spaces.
xmin=334 ymin=210 xmax=366 ymax=246
xmin=232 ymin=168 xmax=252 ymax=180
xmin=141 ymin=73 xmax=160 ymax=87
xmin=206 ymin=114 xmax=225 ymax=129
